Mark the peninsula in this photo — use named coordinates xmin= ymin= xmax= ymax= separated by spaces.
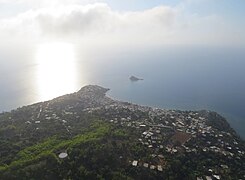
xmin=0 ymin=85 xmax=244 ymax=179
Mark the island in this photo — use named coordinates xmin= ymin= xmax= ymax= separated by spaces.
xmin=0 ymin=85 xmax=244 ymax=179
xmin=130 ymin=75 xmax=143 ymax=81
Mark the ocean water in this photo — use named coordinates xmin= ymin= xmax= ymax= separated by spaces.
xmin=0 ymin=46 xmax=245 ymax=138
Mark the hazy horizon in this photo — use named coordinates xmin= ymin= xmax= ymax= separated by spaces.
xmin=1 ymin=46 xmax=245 ymax=139
xmin=1 ymin=1 xmax=245 ymax=138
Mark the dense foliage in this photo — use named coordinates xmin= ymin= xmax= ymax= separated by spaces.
xmin=0 ymin=122 xmax=163 ymax=179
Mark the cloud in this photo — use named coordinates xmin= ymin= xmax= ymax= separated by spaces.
xmin=0 ymin=3 xmax=176 ymax=46
xmin=37 ymin=5 xmax=175 ymax=39
xmin=36 ymin=4 xmax=118 ymax=36
xmin=0 ymin=2 xmax=244 ymax=48
xmin=0 ymin=0 xmax=82 ymax=6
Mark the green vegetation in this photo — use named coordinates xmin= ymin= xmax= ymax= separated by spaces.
xmin=0 ymin=86 xmax=244 ymax=179
xmin=0 ymin=120 xmax=171 ymax=179
xmin=0 ymin=121 xmax=153 ymax=179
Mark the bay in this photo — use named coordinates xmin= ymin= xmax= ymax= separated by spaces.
xmin=0 ymin=46 xmax=245 ymax=138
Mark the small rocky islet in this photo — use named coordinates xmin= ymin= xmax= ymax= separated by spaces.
xmin=130 ymin=75 xmax=143 ymax=81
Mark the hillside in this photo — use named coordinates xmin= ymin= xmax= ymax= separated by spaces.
xmin=0 ymin=85 xmax=244 ymax=180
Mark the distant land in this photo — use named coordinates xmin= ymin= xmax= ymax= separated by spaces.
xmin=130 ymin=75 xmax=143 ymax=81
xmin=0 ymin=85 xmax=244 ymax=179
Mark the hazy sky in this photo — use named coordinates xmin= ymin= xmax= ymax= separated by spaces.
xmin=0 ymin=0 xmax=245 ymax=48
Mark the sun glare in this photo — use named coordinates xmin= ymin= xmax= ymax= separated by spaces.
xmin=36 ymin=42 xmax=77 ymax=101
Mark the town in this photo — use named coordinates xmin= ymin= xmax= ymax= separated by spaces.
xmin=0 ymin=85 xmax=244 ymax=179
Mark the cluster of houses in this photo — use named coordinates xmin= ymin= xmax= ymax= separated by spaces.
xmin=15 ymin=85 xmax=243 ymax=179
xmin=20 ymin=85 xmax=244 ymax=149
xmin=100 ymin=102 xmax=244 ymax=156
xmin=82 ymin=99 xmax=244 ymax=179
xmin=131 ymin=160 xmax=164 ymax=172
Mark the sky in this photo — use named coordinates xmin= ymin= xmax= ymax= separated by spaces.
xmin=1 ymin=1 xmax=245 ymax=138
xmin=0 ymin=0 xmax=245 ymax=49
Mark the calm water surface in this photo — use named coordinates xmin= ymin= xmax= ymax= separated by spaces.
xmin=0 ymin=46 xmax=245 ymax=138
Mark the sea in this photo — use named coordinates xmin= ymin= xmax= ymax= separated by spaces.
xmin=0 ymin=45 xmax=245 ymax=139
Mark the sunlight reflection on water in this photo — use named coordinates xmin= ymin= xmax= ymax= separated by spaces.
xmin=36 ymin=42 xmax=77 ymax=101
